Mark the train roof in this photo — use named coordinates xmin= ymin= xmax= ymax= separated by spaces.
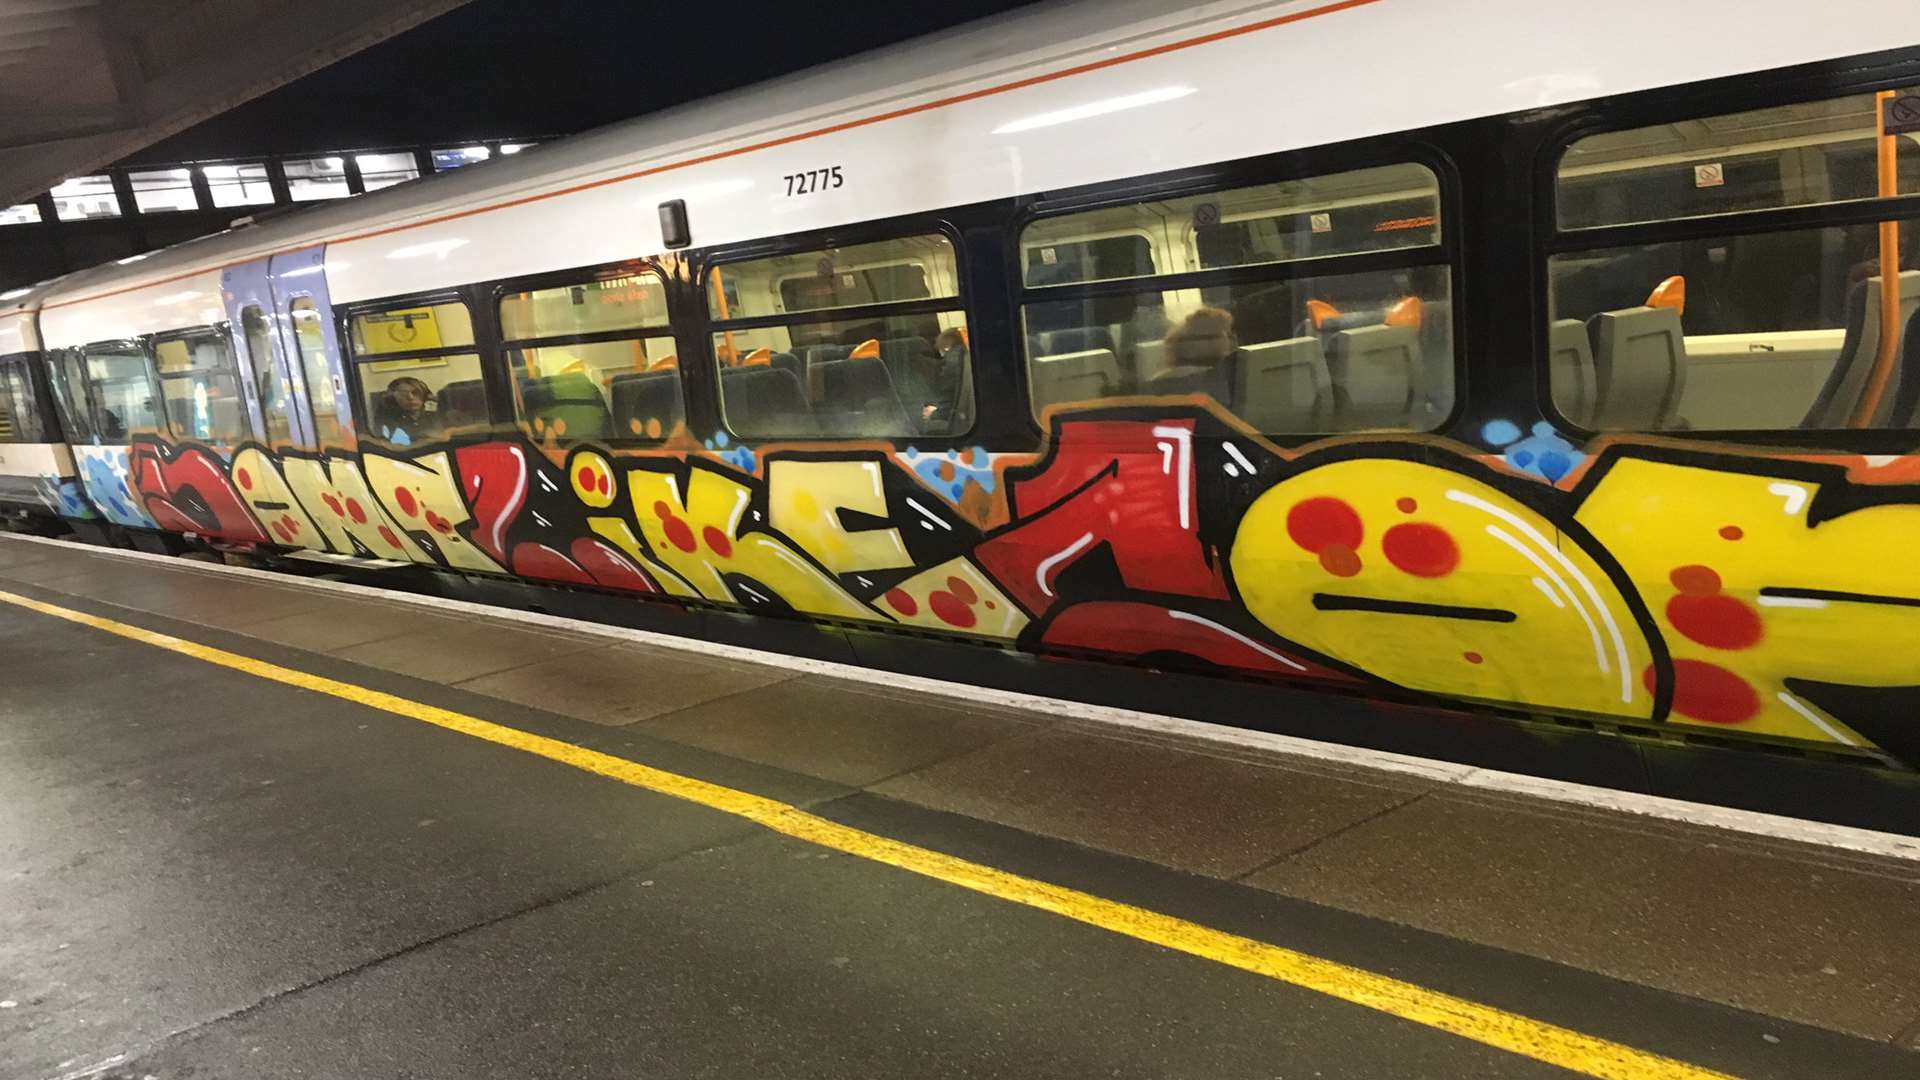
xmin=33 ymin=0 xmax=1914 ymax=344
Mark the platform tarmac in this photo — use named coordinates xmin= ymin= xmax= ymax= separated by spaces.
xmin=2 ymin=533 xmax=1918 ymax=1079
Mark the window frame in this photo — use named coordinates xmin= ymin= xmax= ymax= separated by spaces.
xmin=150 ymin=325 xmax=249 ymax=447
xmin=489 ymin=259 xmax=684 ymax=446
xmin=1008 ymin=137 xmax=1465 ymax=442
xmin=71 ymin=338 xmax=166 ymax=443
xmin=338 ymin=289 xmax=497 ymax=449
xmin=697 ymin=219 xmax=979 ymax=443
xmin=0 ymin=352 xmax=56 ymax=443
xmin=1534 ymin=50 xmax=1920 ymax=448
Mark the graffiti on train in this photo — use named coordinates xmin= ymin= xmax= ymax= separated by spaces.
xmin=112 ymin=412 xmax=1920 ymax=762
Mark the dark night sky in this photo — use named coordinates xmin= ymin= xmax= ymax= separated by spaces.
xmin=133 ymin=0 xmax=1048 ymax=164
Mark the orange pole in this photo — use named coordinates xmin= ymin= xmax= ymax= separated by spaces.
xmin=1852 ymin=90 xmax=1903 ymax=427
xmin=711 ymin=266 xmax=737 ymax=364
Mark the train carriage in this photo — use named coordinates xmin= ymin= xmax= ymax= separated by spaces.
xmin=11 ymin=0 xmax=1920 ymax=802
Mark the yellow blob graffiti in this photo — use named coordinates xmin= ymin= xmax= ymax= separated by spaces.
xmin=873 ymin=557 xmax=1028 ymax=638
xmin=231 ymin=447 xmax=326 ymax=550
xmin=1576 ymin=454 xmax=1920 ymax=744
xmin=279 ymin=455 xmax=424 ymax=562
xmin=362 ymin=450 xmax=503 ymax=573
xmin=622 ymin=464 xmax=879 ymax=620
xmin=1231 ymin=458 xmax=1655 ymax=718
xmin=767 ymin=459 xmax=914 ymax=575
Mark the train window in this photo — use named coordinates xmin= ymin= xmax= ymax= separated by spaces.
xmin=51 ymin=176 xmax=121 ymax=221
xmin=706 ymin=234 xmax=973 ymax=440
xmin=290 ymin=298 xmax=347 ymax=446
xmin=1020 ymin=163 xmax=1453 ymax=433
xmin=348 ymin=300 xmax=488 ymax=447
xmin=204 ymin=163 xmax=274 ymax=209
xmin=499 ymin=273 xmax=681 ymax=443
xmin=128 ymin=169 xmax=198 ymax=214
xmin=355 ymin=153 xmax=420 ymax=192
xmin=238 ymin=306 xmax=291 ymax=445
xmin=1560 ymin=91 xmax=1920 ymax=229
xmin=153 ymin=331 xmax=247 ymax=447
xmin=48 ymin=350 xmax=94 ymax=442
xmin=283 ymin=157 xmax=352 ymax=202
xmin=79 ymin=343 xmax=162 ymax=440
xmin=1548 ymin=88 xmax=1920 ymax=432
xmin=0 ymin=356 xmax=47 ymax=442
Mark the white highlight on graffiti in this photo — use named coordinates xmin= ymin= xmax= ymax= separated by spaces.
xmin=1757 ymin=594 xmax=1829 ymax=609
xmin=906 ymin=497 xmax=952 ymax=531
xmin=1449 ymin=489 xmax=1635 ymax=706
xmin=1151 ymin=424 xmax=1192 ymax=530
xmin=1166 ymin=610 xmax=1306 ymax=672
xmin=1530 ymin=577 xmax=1565 ymax=609
xmin=862 ymin=460 xmax=882 ymax=500
xmin=736 ymin=582 xmax=771 ymax=604
xmin=1036 ymin=532 xmax=1096 ymax=598
xmin=1776 ymin=690 xmax=1860 ymax=746
xmin=1223 ymin=463 xmax=1240 ymax=478
xmin=530 ymin=511 xmax=552 ymax=529
xmin=1487 ymin=523 xmax=1609 ymax=684
xmin=480 ymin=446 xmax=528 ymax=559
xmin=725 ymin=486 xmax=750 ymax=532
xmin=537 ymin=471 xmax=558 ymax=493
xmin=1222 ymin=441 xmax=1256 ymax=476
xmin=16 ymin=533 xmax=1919 ymax=863
xmin=1767 ymin=482 xmax=1809 ymax=516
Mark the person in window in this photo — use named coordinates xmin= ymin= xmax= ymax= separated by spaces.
xmin=1150 ymin=307 xmax=1238 ymax=405
xmin=376 ymin=375 xmax=443 ymax=445
xmin=916 ymin=327 xmax=970 ymax=428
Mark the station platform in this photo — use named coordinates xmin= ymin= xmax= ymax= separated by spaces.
xmin=2 ymin=532 xmax=1918 ymax=1079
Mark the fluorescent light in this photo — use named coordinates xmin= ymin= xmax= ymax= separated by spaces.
xmin=0 ymin=287 xmax=31 ymax=301
xmin=500 ymin=143 xmax=525 ymax=155
xmin=116 ymin=253 xmax=151 ymax=265
xmin=203 ymin=165 xmax=238 ymax=179
xmin=992 ymin=86 xmax=1196 ymax=135
xmin=323 ymin=157 xmax=344 ymax=170
xmin=461 ymin=146 xmax=489 ymax=160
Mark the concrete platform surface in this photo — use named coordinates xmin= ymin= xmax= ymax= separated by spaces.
xmin=2 ymin=534 xmax=1919 ymax=1078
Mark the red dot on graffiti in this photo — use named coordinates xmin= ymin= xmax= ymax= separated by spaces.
xmin=652 ymin=500 xmax=673 ymax=520
xmin=946 ymin=576 xmax=978 ymax=604
xmin=885 ymin=588 xmax=918 ymax=616
xmin=1383 ymin=522 xmax=1460 ymax=578
xmin=1286 ymin=497 xmax=1364 ymax=555
xmin=1396 ymin=497 xmax=1417 ymax=514
xmin=1670 ymin=565 xmax=1721 ymax=596
xmin=1667 ymin=594 xmax=1763 ymax=651
xmin=345 ymin=498 xmax=367 ymax=525
xmin=701 ymin=526 xmax=733 ymax=559
xmin=1464 ymin=652 xmax=1484 ymax=665
xmin=984 ymin=600 xmax=996 ymax=610
xmin=929 ymin=590 xmax=977 ymax=629
xmin=1319 ymin=544 xmax=1363 ymax=578
xmin=577 ymin=466 xmax=595 ymax=492
xmin=236 ymin=468 xmax=253 ymax=491
xmin=426 ymin=510 xmax=453 ymax=535
xmin=378 ymin=526 xmax=400 ymax=549
xmin=322 ymin=493 xmax=343 ymax=516
xmin=662 ymin=515 xmax=697 ymax=554
xmin=1719 ymin=525 xmax=1745 ymax=541
xmin=1649 ymin=660 xmax=1762 ymax=725
xmin=393 ymin=486 xmax=418 ymax=517
xmin=596 ymin=473 xmax=611 ymax=496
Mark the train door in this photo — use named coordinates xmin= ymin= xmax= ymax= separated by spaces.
xmin=267 ymin=247 xmax=352 ymax=451
xmin=221 ymin=257 xmax=306 ymax=449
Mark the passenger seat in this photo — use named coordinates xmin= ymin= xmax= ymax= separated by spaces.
xmin=609 ymin=370 xmax=684 ymax=438
xmin=1548 ymin=319 xmax=1599 ymax=426
xmin=812 ymin=356 xmax=914 ymax=435
xmin=1324 ymin=324 xmax=1422 ymax=429
xmin=521 ymin=372 xmax=612 ymax=440
xmin=720 ymin=365 xmax=818 ymax=437
xmin=435 ymin=380 xmax=489 ymax=429
xmin=1029 ymin=348 xmax=1122 ymax=413
xmin=1587 ymin=306 xmax=1687 ymax=430
xmin=1236 ymin=338 xmax=1332 ymax=432
xmin=1802 ymin=270 xmax=1920 ymax=428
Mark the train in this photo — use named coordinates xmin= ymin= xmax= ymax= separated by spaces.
xmin=3 ymin=0 xmax=1918 ymax=813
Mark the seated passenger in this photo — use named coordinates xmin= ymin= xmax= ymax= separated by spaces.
xmin=1150 ymin=308 xmax=1237 ymax=402
xmin=919 ymin=327 xmax=970 ymax=424
xmin=375 ymin=375 xmax=444 ymax=446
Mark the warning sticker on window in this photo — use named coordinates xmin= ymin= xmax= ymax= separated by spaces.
xmin=1693 ymin=163 xmax=1725 ymax=189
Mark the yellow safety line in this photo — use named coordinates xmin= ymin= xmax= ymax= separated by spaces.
xmin=0 ymin=586 xmax=1733 ymax=1080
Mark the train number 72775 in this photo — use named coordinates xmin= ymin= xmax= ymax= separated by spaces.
xmin=785 ymin=167 xmax=845 ymax=196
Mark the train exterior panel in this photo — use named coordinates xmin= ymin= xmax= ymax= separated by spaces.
xmin=14 ymin=0 xmax=1920 ymax=782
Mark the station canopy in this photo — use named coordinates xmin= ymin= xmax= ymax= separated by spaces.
xmin=0 ymin=0 xmax=472 ymax=207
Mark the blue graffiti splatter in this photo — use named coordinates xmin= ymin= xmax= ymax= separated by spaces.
xmin=1486 ymin=420 xmax=1585 ymax=484
xmin=898 ymin=446 xmax=997 ymax=505
xmin=34 ymin=476 xmax=96 ymax=519
xmin=703 ymin=436 xmax=756 ymax=475
xmin=75 ymin=447 xmax=154 ymax=528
